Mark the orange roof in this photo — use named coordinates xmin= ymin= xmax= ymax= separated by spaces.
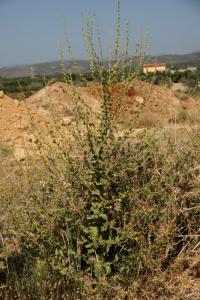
xmin=143 ymin=63 xmax=166 ymax=68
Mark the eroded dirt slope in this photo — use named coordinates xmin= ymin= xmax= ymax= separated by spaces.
xmin=1 ymin=81 xmax=200 ymax=159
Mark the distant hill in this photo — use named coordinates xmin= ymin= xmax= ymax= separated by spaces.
xmin=0 ymin=60 xmax=90 ymax=79
xmin=0 ymin=52 xmax=200 ymax=78
xmin=148 ymin=51 xmax=200 ymax=65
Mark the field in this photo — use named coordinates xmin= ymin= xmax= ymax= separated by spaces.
xmin=0 ymin=72 xmax=200 ymax=299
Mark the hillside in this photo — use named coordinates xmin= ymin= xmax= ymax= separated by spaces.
xmin=1 ymin=52 xmax=200 ymax=78
xmin=0 ymin=60 xmax=90 ymax=79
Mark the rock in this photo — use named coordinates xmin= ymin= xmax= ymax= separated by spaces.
xmin=0 ymin=91 xmax=5 ymax=98
xmin=135 ymin=96 xmax=144 ymax=104
xmin=13 ymin=100 xmax=20 ymax=107
xmin=61 ymin=116 xmax=72 ymax=126
xmin=14 ymin=148 xmax=26 ymax=161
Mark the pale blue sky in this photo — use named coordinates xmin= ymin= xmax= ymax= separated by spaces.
xmin=0 ymin=0 xmax=200 ymax=67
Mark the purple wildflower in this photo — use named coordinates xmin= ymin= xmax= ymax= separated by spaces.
xmin=4 ymin=236 xmax=12 ymax=241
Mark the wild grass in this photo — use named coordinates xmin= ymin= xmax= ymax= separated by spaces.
xmin=0 ymin=1 xmax=200 ymax=299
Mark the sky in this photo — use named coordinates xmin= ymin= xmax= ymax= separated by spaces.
xmin=0 ymin=0 xmax=200 ymax=68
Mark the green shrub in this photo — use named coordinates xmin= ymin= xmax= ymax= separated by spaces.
xmin=1 ymin=129 xmax=200 ymax=299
